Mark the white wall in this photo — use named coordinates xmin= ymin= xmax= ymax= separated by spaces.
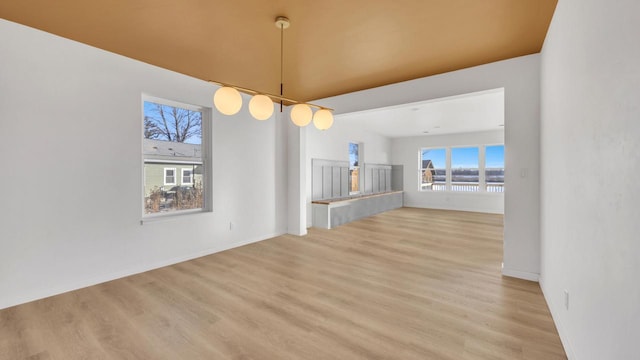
xmin=315 ymin=55 xmax=541 ymax=281
xmin=0 ymin=19 xmax=288 ymax=309
xmin=287 ymin=125 xmax=307 ymax=235
xmin=540 ymin=1 xmax=640 ymax=359
xmin=305 ymin=120 xmax=392 ymax=227
xmin=391 ymin=130 xmax=504 ymax=214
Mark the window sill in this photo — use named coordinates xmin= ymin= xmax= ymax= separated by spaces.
xmin=141 ymin=208 xmax=211 ymax=225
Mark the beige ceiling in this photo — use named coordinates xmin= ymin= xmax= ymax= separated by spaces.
xmin=0 ymin=0 xmax=557 ymax=102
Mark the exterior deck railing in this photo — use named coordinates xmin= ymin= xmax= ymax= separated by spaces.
xmin=486 ymin=183 xmax=505 ymax=192
xmin=421 ymin=183 xmax=504 ymax=192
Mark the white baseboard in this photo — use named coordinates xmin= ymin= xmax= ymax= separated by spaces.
xmin=288 ymin=228 xmax=308 ymax=236
xmin=501 ymin=267 xmax=540 ymax=282
xmin=539 ymin=278 xmax=577 ymax=360
xmin=403 ymin=202 xmax=504 ymax=215
xmin=0 ymin=231 xmax=285 ymax=310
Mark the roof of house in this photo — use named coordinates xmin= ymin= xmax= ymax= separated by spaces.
xmin=143 ymin=139 xmax=202 ymax=163
xmin=422 ymin=160 xmax=434 ymax=169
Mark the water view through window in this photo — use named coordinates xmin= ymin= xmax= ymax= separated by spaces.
xmin=485 ymin=145 xmax=505 ymax=192
xmin=451 ymin=147 xmax=479 ymax=191
xmin=420 ymin=145 xmax=504 ymax=192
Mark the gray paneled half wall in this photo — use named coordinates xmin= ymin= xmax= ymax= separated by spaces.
xmin=362 ymin=163 xmax=392 ymax=194
xmin=312 ymin=159 xmax=401 ymax=201
xmin=312 ymin=159 xmax=349 ymax=201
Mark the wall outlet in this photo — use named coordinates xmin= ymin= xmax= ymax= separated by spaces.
xmin=564 ymin=289 xmax=569 ymax=310
xmin=520 ymin=168 xmax=528 ymax=178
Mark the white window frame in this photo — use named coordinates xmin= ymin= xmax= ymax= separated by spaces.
xmin=164 ymin=167 xmax=177 ymax=186
xmin=142 ymin=95 xmax=213 ymax=220
xmin=349 ymin=142 xmax=361 ymax=195
xmin=419 ymin=147 xmax=447 ymax=191
xmin=484 ymin=144 xmax=505 ymax=192
xmin=181 ymin=168 xmax=193 ymax=186
xmin=450 ymin=146 xmax=480 ymax=192
xmin=419 ymin=144 xmax=504 ymax=193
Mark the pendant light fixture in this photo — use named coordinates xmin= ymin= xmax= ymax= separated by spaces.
xmin=248 ymin=94 xmax=274 ymax=120
xmin=213 ymin=86 xmax=242 ymax=115
xmin=312 ymin=109 xmax=334 ymax=130
xmin=210 ymin=16 xmax=334 ymax=130
xmin=290 ymin=103 xmax=313 ymax=126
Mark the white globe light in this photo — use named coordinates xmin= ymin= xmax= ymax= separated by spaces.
xmin=290 ymin=104 xmax=312 ymax=127
xmin=313 ymin=109 xmax=334 ymax=130
xmin=248 ymin=94 xmax=274 ymax=120
xmin=213 ymin=86 xmax=242 ymax=115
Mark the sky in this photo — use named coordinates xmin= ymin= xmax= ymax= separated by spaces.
xmin=143 ymin=101 xmax=155 ymax=116
xmin=452 ymin=147 xmax=479 ymax=168
xmin=349 ymin=142 xmax=359 ymax=167
xmin=144 ymin=101 xmax=202 ymax=145
xmin=485 ymin=145 xmax=505 ymax=168
xmin=422 ymin=148 xmax=446 ymax=168
xmin=422 ymin=145 xmax=504 ymax=169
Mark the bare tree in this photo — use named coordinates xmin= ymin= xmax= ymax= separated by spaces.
xmin=144 ymin=103 xmax=201 ymax=143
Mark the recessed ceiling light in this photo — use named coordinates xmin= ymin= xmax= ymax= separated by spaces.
xmin=422 ymin=130 xmax=429 ymax=134
xmin=499 ymin=124 xmax=505 ymax=127
xmin=411 ymin=108 xmax=420 ymax=112
xmin=434 ymin=125 xmax=441 ymax=129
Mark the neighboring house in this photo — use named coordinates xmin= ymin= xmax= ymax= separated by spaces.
xmin=143 ymin=139 xmax=203 ymax=197
xmin=350 ymin=167 xmax=359 ymax=193
xmin=421 ymin=159 xmax=434 ymax=185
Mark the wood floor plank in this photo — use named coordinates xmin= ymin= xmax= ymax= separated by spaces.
xmin=0 ymin=208 xmax=567 ymax=359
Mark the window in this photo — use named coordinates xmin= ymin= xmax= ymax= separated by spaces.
xmin=420 ymin=144 xmax=504 ymax=193
xmin=164 ymin=168 xmax=177 ymax=185
xmin=143 ymin=97 xmax=209 ymax=215
xmin=485 ymin=145 xmax=505 ymax=192
xmin=420 ymin=148 xmax=446 ymax=191
xmin=451 ymin=147 xmax=479 ymax=192
xmin=181 ymin=168 xmax=193 ymax=185
xmin=349 ymin=142 xmax=360 ymax=194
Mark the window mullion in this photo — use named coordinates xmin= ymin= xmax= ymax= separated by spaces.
xmin=479 ymin=146 xmax=486 ymax=192
xmin=446 ymin=147 xmax=452 ymax=191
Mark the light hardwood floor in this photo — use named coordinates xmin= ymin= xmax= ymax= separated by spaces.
xmin=0 ymin=208 xmax=566 ymax=359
